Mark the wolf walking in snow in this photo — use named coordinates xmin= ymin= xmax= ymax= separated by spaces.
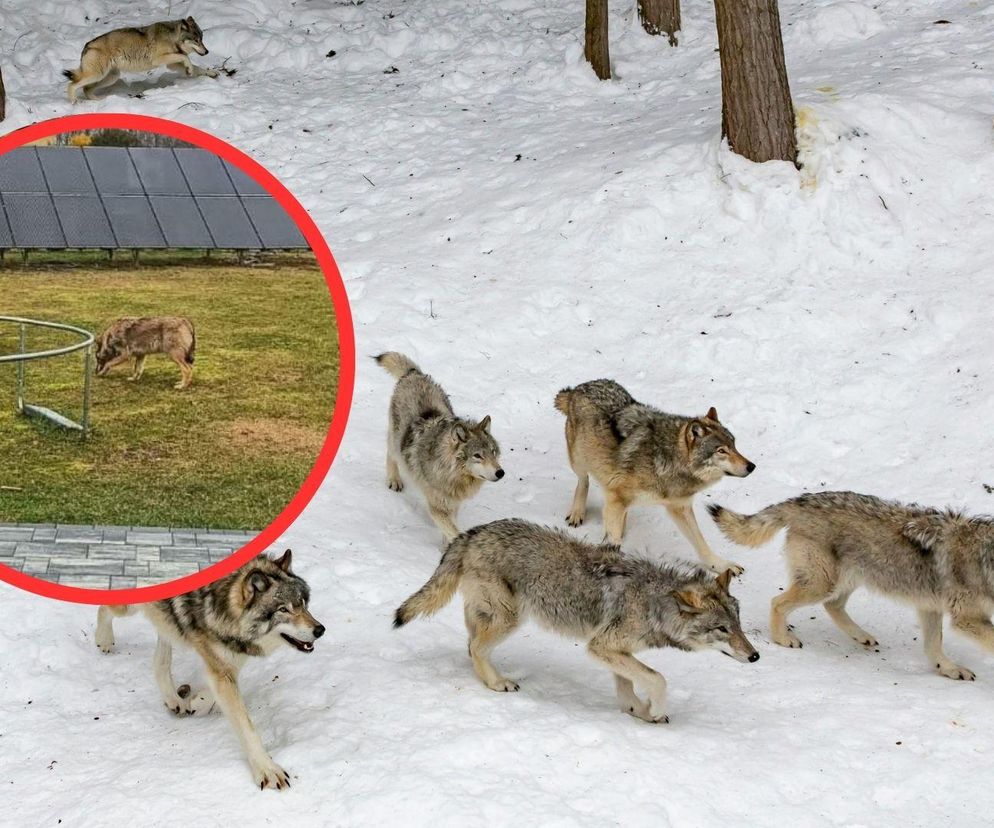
xmin=554 ymin=379 xmax=755 ymax=574
xmin=375 ymin=351 xmax=503 ymax=541
xmin=395 ymin=518 xmax=757 ymax=722
xmin=709 ymin=491 xmax=994 ymax=681
xmin=95 ymin=550 xmax=325 ymax=790
xmin=64 ymin=17 xmax=217 ymax=103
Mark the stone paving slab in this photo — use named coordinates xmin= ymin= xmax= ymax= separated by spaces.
xmin=0 ymin=523 xmax=258 ymax=590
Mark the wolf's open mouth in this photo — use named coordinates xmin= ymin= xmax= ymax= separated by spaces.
xmin=281 ymin=634 xmax=315 ymax=653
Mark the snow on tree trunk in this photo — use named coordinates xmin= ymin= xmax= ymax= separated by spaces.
xmin=638 ymin=0 xmax=680 ymax=46
xmin=714 ymin=0 xmax=797 ymax=165
xmin=585 ymin=0 xmax=611 ymax=80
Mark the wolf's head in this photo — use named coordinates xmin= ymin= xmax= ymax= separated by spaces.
xmin=177 ymin=16 xmax=208 ymax=56
xmin=454 ymin=415 xmax=504 ymax=482
xmin=684 ymin=407 xmax=755 ymax=481
xmin=94 ymin=324 xmax=129 ymax=376
xmin=239 ymin=550 xmax=325 ymax=653
xmin=672 ymin=569 xmax=758 ymax=663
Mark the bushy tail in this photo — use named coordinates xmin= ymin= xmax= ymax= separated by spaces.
xmin=707 ymin=503 xmax=787 ymax=547
xmin=554 ymin=387 xmax=573 ymax=415
xmin=63 ymin=69 xmax=79 ymax=82
xmin=375 ymin=351 xmax=421 ymax=380
xmin=393 ymin=537 xmax=467 ymax=628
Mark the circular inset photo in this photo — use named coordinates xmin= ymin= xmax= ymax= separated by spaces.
xmin=0 ymin=114 xmax=353 ymax=602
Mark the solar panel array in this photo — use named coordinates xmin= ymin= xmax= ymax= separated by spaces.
xmin=0 ymin=147 xmax=308 ymax=250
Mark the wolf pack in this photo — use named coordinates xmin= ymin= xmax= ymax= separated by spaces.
xmin=95 ymin=347 xmax=994 ymax=789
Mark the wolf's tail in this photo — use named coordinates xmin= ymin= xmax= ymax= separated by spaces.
xmin=553 ymin=387 xmax=573 ymax=415
xmin=63 ymin=69 xmax=79 ymax=82
xmin=375 ymin=351 xmax=420 ymax=380
xmin=707 ymin=502 xmax=788 ymax=547
xmin=393 ymin=535 xmax=468 ymax=628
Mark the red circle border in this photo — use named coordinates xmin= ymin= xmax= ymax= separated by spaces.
xmin=0 ymin=114 xmax=355 ymax=605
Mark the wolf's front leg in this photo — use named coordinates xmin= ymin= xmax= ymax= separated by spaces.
xmin=154 ymin=637 xmax=195 ymax=715
xmin=428 ymin=500 xmax=461 ymax=543
xmin=602 ymin=491 xmax=629 ymax=544
xmin=201 ymin=653 xmax=290 ymax=790
xmin=920 ymin=610 xmax=974 ymax=681
xmin=613 ymin=675 xmax=651 ymax=720
xmin=589 ymin=642 xmax=668 ymax=723
xmin=665 ymin=500 xmax=743 ymax=576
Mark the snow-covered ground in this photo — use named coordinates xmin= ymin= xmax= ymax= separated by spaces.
xmin=3 ymin=0 xmax=994 ymax=824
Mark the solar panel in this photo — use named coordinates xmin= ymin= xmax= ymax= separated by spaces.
xmin=0 ymin=148 xmax=46 ymax=192
xmin=150 ymin=196 xmax=214 ymax=247
xmin=0 ymin=147 xmax=308 ymax=250
xmin=84 ymin=148 xmax=144 ymax=195
xmin=53 ymin=196 xmax=115 ymax=247
xmin=4 ymin=194 xmax=64 ymax=247
xmin=175 ymin=149 xmax=236 ymax=196
xmin=39 ymin=151 xmax=96 ymax=195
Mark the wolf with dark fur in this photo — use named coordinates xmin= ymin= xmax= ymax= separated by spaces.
xmin=95 ymin=550 xmax=324 ymax=789
xmin=395 ymin=519 xmax=757 ymax=722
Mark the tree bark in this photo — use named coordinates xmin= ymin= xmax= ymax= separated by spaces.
xmin=585 ymin=0 xmax=611 ymax=80
xmin=638 ymin=0 xmax=680 ymax=46
xmin=714 ymin=0 xmax=797 ymax=165
xmin=0 ymin=67 xmax=6 ymax=123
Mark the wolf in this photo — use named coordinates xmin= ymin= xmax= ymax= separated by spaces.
xmin=394 ymin=519 xmax=758 ymax=722
xmin=64 ymin=17 xmax=217 ymax=103
xmin=710 ymin=491 xmax=994 ymax=681
xmin=95 ymin=550 xmax=324 ymax=789
xmin=554 ymin=379 xmax=755 ymax=575
xmin=95 ymin=316 xmax=196 ymax=390
xmin=375 ymin=352 xmax=503 ymax=541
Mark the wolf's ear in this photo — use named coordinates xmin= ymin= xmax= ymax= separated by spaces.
xmin=673 ymin=588 xmax=704 ymax=614
xmin=243 ymin=572 xmax=270 ymax=603
xmin=275 ymin=549 xmax=293 ymax=572
xmin=452 ymin=424 xmax=469 ymax=443
xmin=706 ymin=407 xmax=718 ymax=421
xmin=478 ymin=415 xmax=491 ymax=433
xmin=715 ymin=568 xmax=732 ymax=593
xmin=689 ymin=421 xmax=707 ymax=441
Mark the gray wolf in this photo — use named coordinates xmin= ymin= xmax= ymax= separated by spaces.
xmin=709 ymin=491 xmax=994 ymax=681
xmin=394 ymin=518 xmax=757 ymax=722
xmin=95 ymin=316 xmax=196 ymax=389
xmin=375 ymin=351 xmax=503 ymax=541
xmin=64 ymin=17 xmax=217 ymax=103
xmin=555 ymin=379 xmax=755 ymax=574
xmin=95 ymin=550 xmax=325 ymax=790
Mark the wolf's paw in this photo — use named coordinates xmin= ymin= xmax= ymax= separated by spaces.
xmin=126 ymin=376 xmax=139 ymax=382
xmin=205 ymin=68 xmax=220 ymax=79
xmin=252 ymin=757 xmax=291 ymax=791
xmin=854 ymin=634 xmax=879 ymax=647
xmin=774 ymin=631 xmax=803 ymax=649
xmin=488 ymin=678 xmax=520 ymax=693
xmin=387 ymin=478 xmax=404 ymax=492
xmin=937 ymin=662 xmax=976 ymax=681
xmin=565 ymin=511 xmax=585 ymax=528
xmin=95 ymin=636 xmax=115 ymax=654
xmin=708 ymin=558 xmax=744 ymax=577
xmin=175 ymin=684 xmax=215 ymax=714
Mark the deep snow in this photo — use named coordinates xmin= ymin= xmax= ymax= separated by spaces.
xmin=3 ymin=0 xmax=994 ymax=824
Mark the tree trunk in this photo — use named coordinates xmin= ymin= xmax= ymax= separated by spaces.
xmin=585 ymin=0 xmax=611 ymax=80
xmin=714 ymin=0 xmax=797 ymax=165
xmin=0 ymin=67 xmax=6 ymax=122
xmin=638 ymin=0 xmax=680 ymax=46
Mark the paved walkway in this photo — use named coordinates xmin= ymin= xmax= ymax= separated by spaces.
xmin=0 ymin=523 xmax=258 ymax=589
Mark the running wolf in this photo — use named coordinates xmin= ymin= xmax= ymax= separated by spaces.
xmin=95 ymin=550 xmax=325 ymax=789
xmin=64 ymin=17 xmax=217 ymax=103
xmin=710 ymin=491 xmax=994 ymax=681
xmin=395 ymin=519 xmax=758 ymax=722
xmin=95 ymin=316 xmax=196 ymax=389
xmin=375 ymin=351 xmax=503 ymax=541
xmin=555 ymin=379 xmax=755 ymax=574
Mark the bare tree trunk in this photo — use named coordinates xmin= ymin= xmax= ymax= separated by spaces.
xmin=638 ymin=0 xmax=680 ymax=46
xmin=0 ymin=68 xmax=6 ymax=122
xmin=585 ymin=0 xmax=611 ymax=80
xmin=714 ymin=0 xmax=796 ymax=165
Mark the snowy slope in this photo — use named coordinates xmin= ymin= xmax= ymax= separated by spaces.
xmin=3 ymin=0 xmax=994 ymax=824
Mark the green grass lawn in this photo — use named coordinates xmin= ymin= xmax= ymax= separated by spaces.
xmin=0 ymin=256 xmax=340 ymax=529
